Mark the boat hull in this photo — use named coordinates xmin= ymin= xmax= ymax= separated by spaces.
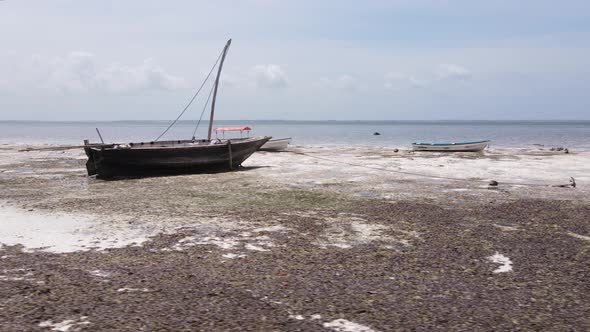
xmin=84 ymin=137 xmax=270 ymax=179
xmin=412 ymin=141 xmax=490 ymax=152
xmin=260 ymin=138 xmax=291 ymax=151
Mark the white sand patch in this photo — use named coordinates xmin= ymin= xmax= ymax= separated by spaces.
xmin=287 ymin=313 xmax=377 ymax=331
xmin=117 ymin=287 xmax=150 ymax=293
xmin=88 ymin=270 xmax=111 ymax=278
xmin=244 ymin=243 xmax=270 ymax=251
xmin=252 ymin=225 xmax=290 ymax=233
xmin=279 ymin=210 xmax=321 ymax=218
xmin=488 ymin=252 xmax=513 ymax=273
xmin=329 ymin=243 xmax=353 ymax=249
xmin=317 ymin=214 xmax=417 ymax=249
xmin=173 ymin=236 xmax=241 ymax=251
xmin=567 ymin=232 xmax=590 ymax=242
xmin=1 ymin=199 xmax=271 ymax=255
xmin=244 ymin=147 xmax=590 ymax=198
xmin=253 ymin=236 xmax=276 ymax=248
xmin=171 ymin=234 xmax=276 ymax=253
xmin=493 ymin=224 xmax=519 ymax=231
xmin=0 ymin=205 xmax=157 ymax=253
xmin=39 ymin=316 xmax=90 ymax=331
xmin=169 ymin=224 xmax=280 ymax=254
xmin=0 ymin=269 xmax=37 ymax=282
xmin=222 ymin=253 xmax=246 ymax=259
xmin=323 ymin=319 xmax=379 ymax=332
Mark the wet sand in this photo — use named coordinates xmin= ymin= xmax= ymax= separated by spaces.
xmin=0 ymin=144 xmax=589 ymax=331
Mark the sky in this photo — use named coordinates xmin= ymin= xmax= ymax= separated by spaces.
xmin=1 ymin=0 xmax=589 ymax=121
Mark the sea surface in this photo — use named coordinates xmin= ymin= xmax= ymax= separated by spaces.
xmin=1 ymin=120 xmax=589 ymax=150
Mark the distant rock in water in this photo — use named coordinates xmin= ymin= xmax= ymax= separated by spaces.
xmin=549 ymin=147 xmax=570 ymax=153
xmin=373 ymin=132 xmax=381 ymax=136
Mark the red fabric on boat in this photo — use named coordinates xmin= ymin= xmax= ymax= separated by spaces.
xmin=214 ymin=126 xmax=252 ymax=131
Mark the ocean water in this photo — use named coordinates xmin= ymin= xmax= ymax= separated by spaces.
xmin=0 ymin=120 xmax=589 ymax=150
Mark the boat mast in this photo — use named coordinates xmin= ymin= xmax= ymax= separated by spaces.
xmin=207 ymin=39 xmax=232 ymax=141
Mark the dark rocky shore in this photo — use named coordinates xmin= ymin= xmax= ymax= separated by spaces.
xmin=0 ymin=145 xmax=589 ymax=331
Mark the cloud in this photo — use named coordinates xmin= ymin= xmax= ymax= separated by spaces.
xmin=384 ymin=64 xmax=471 ymax=91
xmin=97 ymin=58 xmax=185 ymax=92
xmin=1 ymin=52 xmax=185 ymax=94
xmin=316 ymin=74 xmax=360 ymax=92
xmin=384 ymin=72 xmax=427 ymax=90
xmin=217 ymin=65 xmax=288 ymax=90
xmin=436 ymin=64 xmax=471 ymax=80
xmin=220 ymin=72 xmax=241 ymax=88
xmin=251 ymin=64 xmax=288 ymax=89
xmin=334 ymin=75 xmax=358 ymax=91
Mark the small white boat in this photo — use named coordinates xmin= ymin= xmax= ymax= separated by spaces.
xmin=412 ymin=140 xmax=490 ymax=152
xmin=260 ymin=138 xmax=291 ymax=151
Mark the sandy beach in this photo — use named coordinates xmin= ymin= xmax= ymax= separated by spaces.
xmin=1 ymin=144 xmax=589 ymax=331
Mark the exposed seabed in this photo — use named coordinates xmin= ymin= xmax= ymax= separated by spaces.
xmin=0 ymin=144 xmax=589 ymax=330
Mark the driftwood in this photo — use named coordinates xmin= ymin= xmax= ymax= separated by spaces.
xmin=488 ymin=178 xmax=576 ymax=189
xmin=552 ymin=177 xmax=576 ymax=188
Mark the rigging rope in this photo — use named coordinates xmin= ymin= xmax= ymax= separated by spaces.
xmin=191 ymin=79 xmax=217 ymax=140
xmin=286 ymin=150 xmax=574 ymax=188
xmin=154 ymin=49 xmax=224 ymax=142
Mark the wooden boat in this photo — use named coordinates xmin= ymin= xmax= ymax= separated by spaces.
xmin=213 ymin=127 xmax=290 ymax=152
xmin=83 ymin=39 xmax=271 ymax=179
xmin=84 ymin=137 xmax=269 ymax=178
xmin=411 ymin=140 xmax=490 ymax=152
xmin=260 ymin=138 xmax=291 ymax=151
